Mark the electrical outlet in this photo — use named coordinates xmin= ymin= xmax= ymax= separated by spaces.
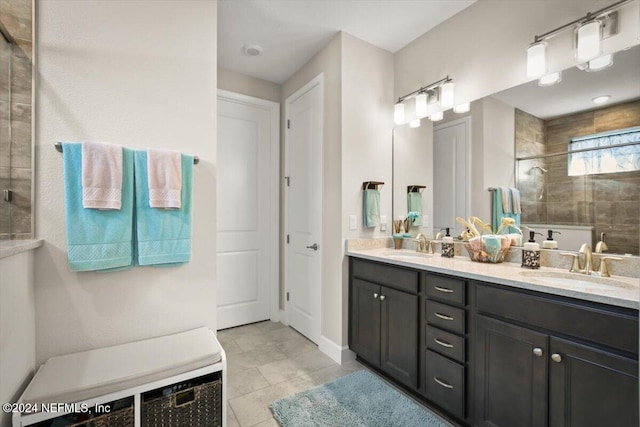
xmin=380 ymin=215 xmax=387 ymax=232
xmin=349 ymin=215 xmax=357 ymax=230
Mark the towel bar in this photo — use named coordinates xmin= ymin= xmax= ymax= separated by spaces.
xmin=55 ymin=142 xmax=200 ymax=164
xmin=408 ymin=185 xmax=426 ymax=193
xmin=362 ymin=181 xmax=384 ymax=190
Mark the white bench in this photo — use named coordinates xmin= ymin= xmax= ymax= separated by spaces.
xmin=12 ymin=327 xmax=226 ymax=427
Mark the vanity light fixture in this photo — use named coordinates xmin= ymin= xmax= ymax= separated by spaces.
xmin=409 ymin=118 xmax=421 ymax=128
xmin=453 ymin=103 xmax=470 ymax=113
xmin=587 ymin=53 xmax=614 ymax=71
xmin=538 ymin=71 xmax=562 ymax=86
xmin=394 ymin=103 xmax=405 ymax=125
xmin=592 ymin=95 xmax=611 ymax=104
xmin=393 ymin=76 xmax=453 ymax=125
xmin=525 ymin=0 xmax=629 ymax=78
xmin=429 ymin=111 xmax=444 ymax=121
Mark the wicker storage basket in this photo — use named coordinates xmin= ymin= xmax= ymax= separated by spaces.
xmin=142 ymin=373 xmax=222 ymax=427
xmin=33 ymin=398 xmax=134 ymax=427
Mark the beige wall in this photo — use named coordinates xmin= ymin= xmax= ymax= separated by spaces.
xmin=218 ymin=68 xmax=281 ymax=103
xmin=0 ymin=250 xmax=36 ymax=427
xmin=34 ymin=0 xmax=217 ymax=363
xmin=282 ymin=33 xmax=342 ymax=345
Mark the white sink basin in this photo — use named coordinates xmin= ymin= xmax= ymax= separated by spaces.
xmin=519 ymin=271 xmax=637 ymax=291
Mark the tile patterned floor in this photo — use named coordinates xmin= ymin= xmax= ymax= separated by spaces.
xmin=217 ymin=321 xmax=365 ymax=427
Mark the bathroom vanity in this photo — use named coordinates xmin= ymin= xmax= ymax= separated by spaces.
xmin=347 ymin=249 xmax=639 ymax=427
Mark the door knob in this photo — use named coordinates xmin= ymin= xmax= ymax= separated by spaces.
xmin=551 ymin=353 xmax=562 ymax=363
xmin=306 ymin=243 xmax=319 ymax=251
xmin=533 ymin=348 xmax=543 ymax=357
xmin=373 ymin=293 xmax=379 ymax=299
xmin=379 ymin=295 xmax=386 ymax=301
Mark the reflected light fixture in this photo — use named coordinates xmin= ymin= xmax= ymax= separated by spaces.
xmin=429 ymin=111 xmax=444 ymax=121
xmin=577 ymin=20 xmax=602 ymax=62
xmin=440 ymin=82 xmax=455 ymax=108
xmin=526 ymin=42 xmax=547 ymax=78
xmin=592 ymin=95 xmax=611 ymax=104
xmin=538 ymin=71 xmax=562 ymax=86
xmin=409 ymin=118 xmax=421 ymax=128
xmin=453 ymin=103 xmax=470 ymax=113
xmin=587 ymin=53 xmax=614 ymax=71
xmin=394 ymin=103 xmax=405 ymax=125
xmin=415 ymin=92 xmax=428 ymax=118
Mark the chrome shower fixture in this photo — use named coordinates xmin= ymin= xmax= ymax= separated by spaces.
xmin=530 ymin=165 xmax=548 ymax=174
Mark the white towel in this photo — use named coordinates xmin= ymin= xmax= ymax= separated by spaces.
xmin=511 ymin=187 xmax=521 ymax=214
xmin=81 ymin=142 xmax=123 ymax=210
xmin=500 ymin=187 xmax=511 ymax=213
xmin=147 ymin=148 xmax=182 ymax=209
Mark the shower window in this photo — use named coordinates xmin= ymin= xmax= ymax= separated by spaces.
xmin=568 ymin=126 xmax=640 ymax=176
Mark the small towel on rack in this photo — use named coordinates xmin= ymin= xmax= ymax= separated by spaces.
xmin=492 ymin=188 xmax=520 ymax=233
xmin=135 ymin=150 xmax=193 ymax=266
xmin=511 ymin=187 xmax=521 ymax=214
xmin=407 ymin=192 xmax=423 ymax=226
xmin=500 ymin=187 xmax=511 ymax=213
xmin=147 ymin=148 xmax=182 ymax=209
xmin=82 ymin=142 xmax=123 ymax=210
xmin=63 ymin=142 xmax=134 ymax=271
xmin=363 ymin=189 xmax=380 ymax=228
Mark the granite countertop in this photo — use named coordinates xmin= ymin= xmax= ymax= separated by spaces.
xmin=0 ymin=239 xmax=43 ymax=259
xmin=346 ymin=247 xmax=640 ymax=310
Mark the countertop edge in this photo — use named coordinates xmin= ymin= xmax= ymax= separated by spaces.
xmin=347 ymin=249 xmax=639 ymax=310
xmin=0 ymin=239 xmax=43 ymax=259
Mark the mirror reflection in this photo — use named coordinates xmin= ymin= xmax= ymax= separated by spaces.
xmin=393 ymin=43 xmax=640 ymax=255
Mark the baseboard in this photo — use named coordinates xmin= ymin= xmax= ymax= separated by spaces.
xmin=319 ymin=335 xmax=356 ymax=365
xmin=278 ymin=309 xmax=288 ymax=326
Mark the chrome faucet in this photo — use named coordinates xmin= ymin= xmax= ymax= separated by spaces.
xmin=413 ymin=233 xmax=433 ymax=254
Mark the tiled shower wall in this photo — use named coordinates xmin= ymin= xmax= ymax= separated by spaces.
xmin=0 ymin=0 xmax=32 ymax=239
xmin=516 ymin=100 xmax=640 ymax=255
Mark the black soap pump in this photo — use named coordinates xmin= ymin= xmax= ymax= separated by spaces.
xmin=442 ymin=227 xmax=454 ymax=258
xmin=542 ymin=230 xmax=561 ymax=249
xmin=522 ymin=231 xmax=541 ymax=269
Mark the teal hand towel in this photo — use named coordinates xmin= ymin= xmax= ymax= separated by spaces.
xmin=363 ymin=189 xmax=380 ymax=228
xmin=492 ymin=188 xmax=520 ymax=232
xmin=407 ymin=192 xmax=423 ymax=226
xmin=134 ymin=150 xmax=193 ymax=266
xmin=63 ymin=142 xmax=134 ymax=271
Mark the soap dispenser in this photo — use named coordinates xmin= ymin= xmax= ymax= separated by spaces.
xmin=441 ymin=228 xmax=454 ymax=258
xmin=522 ymin=231 xmax=542 ymax=269
xmin=542 ymin=230 xmax=561 ymax=249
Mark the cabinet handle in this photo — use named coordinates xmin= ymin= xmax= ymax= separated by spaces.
xmin=533 ymin=347 xmax=543 ymax=357
xmin=434 ymin=338 xmax=454 ymax=348
xmin=434 ymin=286 xmax=454 ymax=293
xmin=379 ymin=295 xmax=386 ymax=301
xmin=373 ymin=293 xmax=379 ymax=299
xmin=551 ymin=353 xmax=562 ymax=363
xmin=433 ymin=377 xmax=454 ymax=389
xmin=434 ymin=312 xmax=454 ymax=321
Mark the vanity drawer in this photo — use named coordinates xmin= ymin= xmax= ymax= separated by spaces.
xmin=426 ymin=349 xmax=465 ymax=419
xmin=425 ymin=274 xmax=466 ymax=306
xmin=426 ymin=300 xmax=466 ymax=335
xmin=426 ymin=325 xmax=465 ymax=363
xmin=352 ymin=259 xmax=418 ymax=294
xmin=476 ymin=283 xmax=639 ymax=355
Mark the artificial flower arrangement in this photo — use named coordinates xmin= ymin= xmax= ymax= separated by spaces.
xmin=456 ymin=216 xmax=522 ymax=263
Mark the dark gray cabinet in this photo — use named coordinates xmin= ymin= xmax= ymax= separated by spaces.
xmin=349 ymin=259 xmax=419 ymax=389
xmin=474 ymin=282 xmax=639 ymax=427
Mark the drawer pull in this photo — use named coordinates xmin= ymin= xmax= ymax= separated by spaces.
xmin=434 ymin=286 xmax=454 ymax=293
xmin=551 ymin=353 xmax=562 ymax=363
xmin=433 ymin=377 xmax=454 ymax=389
xmin=379 ymin=295 xmax=386 ymax=301
xmin=434 ymin=312 xmax=454 ymax=321
xmin=373 ymin=293 xmax=379 ymax=299
xmin=434 ymin=338 xmax=454 ymax=348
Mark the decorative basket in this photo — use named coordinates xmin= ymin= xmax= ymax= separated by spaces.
xmin=464 ymin=235 xmax=511 ymax=263
xmin=40 ymin=398 xmax=134 ymax=427
xmin=141 ymin=373 xmax=222 ymax=427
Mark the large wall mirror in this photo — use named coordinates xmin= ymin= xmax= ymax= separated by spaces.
xmin=0 ymin=0 xmax=33 ymax=240
xmin=393 ymin=43 xmax=640 ymax=256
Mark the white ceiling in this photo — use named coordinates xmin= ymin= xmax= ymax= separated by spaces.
xmin=491 ymin=44 xmax=640 ymax=120
xmin=218 ymin=0 xmax=476 ymax=84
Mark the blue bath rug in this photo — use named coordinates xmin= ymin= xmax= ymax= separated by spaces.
xmin=269 ymin=370 xmax=448 ymax=426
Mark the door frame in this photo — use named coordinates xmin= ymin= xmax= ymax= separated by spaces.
xmin=282 ymin=73 xmax=324 ymax=344
xmin=433 ymin=116 xmax=472 ymax=226
xmin=216 ymin=89 xmax=280 ymax=324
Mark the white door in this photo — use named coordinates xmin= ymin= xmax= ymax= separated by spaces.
xmin=433 ymin=118 xmax=470 ymax=236
xmin=217 ymin=90 xmax=279 ymax=330
xmin=285 ymin=75 xmax=323 ymax=344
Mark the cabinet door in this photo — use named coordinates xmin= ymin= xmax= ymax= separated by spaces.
xmin=475 ymin=315 xmax=548 ymax=427
xmin=549 ymin=337 xmax=639 ymax=427
xmin=380 ymin=286 xmax=418 ymax=389
xmin=350 ymin=279 xmax=381 ymax=366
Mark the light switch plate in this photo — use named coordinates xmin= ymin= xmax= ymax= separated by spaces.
xmin=349 ymin=215 xmax=357 ymax=230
